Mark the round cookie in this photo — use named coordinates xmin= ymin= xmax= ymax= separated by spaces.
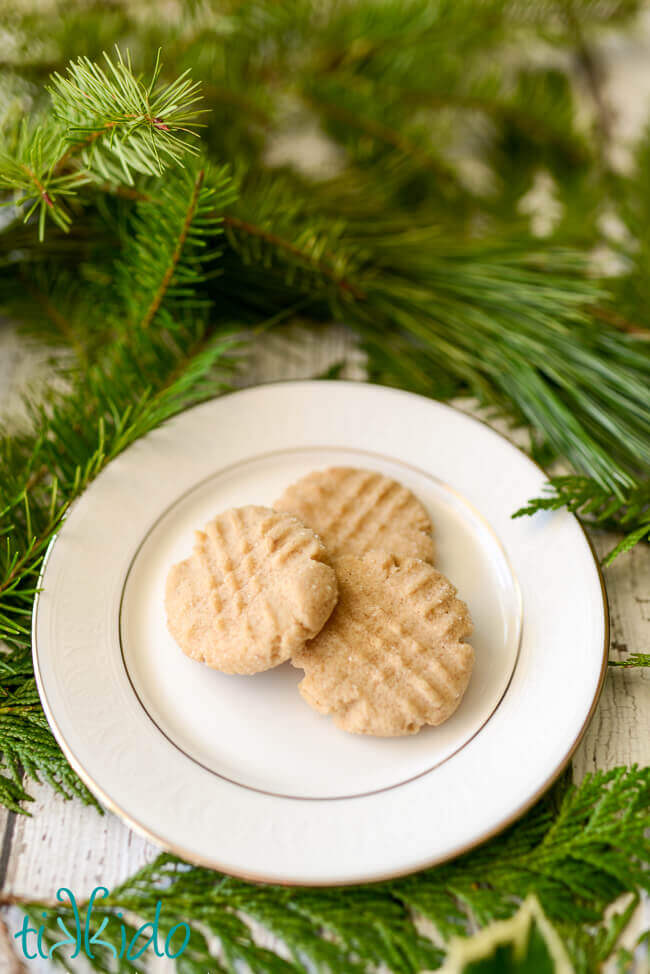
xmin=165 ymin=506 xmax=338 ymax=675
xmin=274 ymin=466 xmax=435 ymax=562
xmin=293 ymin=552 xmax=474 ymax=736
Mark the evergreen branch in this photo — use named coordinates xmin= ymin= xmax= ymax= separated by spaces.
xmin=0 ymin=324 xmax=239 ymax=805
xmin=6 ymin=767 xmax=648 ymax=971
xmin=49 ymin=48 xmax=204 ymax=181
xmin=0 ymin=162 xmax=244 ymax=806
xmin=0 ymin=49 xmax=204 ymax=239
xmin=514 ymin=475 xmax=650 ymax=562
xmin=218 ymin=208 xmax=650 ymax=508
xmin=609 ymin=654 xmax=650 ymax=668
xmin=118 ymin=161 xmax=237 ymax=334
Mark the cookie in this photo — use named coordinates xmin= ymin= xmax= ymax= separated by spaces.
xmin=293 ymin=552 xmax=474 ymax=736
xmin=165 ymin=506 xmax=338 ymax=675
xmin=274 ymin=467 xmax=435 ymax=562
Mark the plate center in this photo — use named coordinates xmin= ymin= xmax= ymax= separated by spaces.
xmin=119 ymin=446 xmax=521 ymax=800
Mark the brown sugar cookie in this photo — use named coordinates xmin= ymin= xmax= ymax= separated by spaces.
xmin=165 ymin=506 xmax=338 ymax=675
xmin=293 ymin=552 xmax=474 ymax=736
xmin=274 ymin=467 xmax=435 ymax=562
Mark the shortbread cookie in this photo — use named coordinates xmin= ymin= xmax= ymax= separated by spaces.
xmin=293 ymin=552 xmax=474 ymax=736
xmin=275 ymin=467 xmax=435 ymax=562
xmin=165 ymin=506 xmax=338 ymax=675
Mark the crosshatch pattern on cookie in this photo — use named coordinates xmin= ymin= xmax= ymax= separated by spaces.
xmin=275 ymin=467 xmax=435 ymax=562
xmin=293 ymin=552 xmax=474 ymax=736
xmin=165 ymin=506 xmax=338 ymax=674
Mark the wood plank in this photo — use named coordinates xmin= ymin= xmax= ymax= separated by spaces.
xmin=573 ymin=531 xmax=650 ymax=778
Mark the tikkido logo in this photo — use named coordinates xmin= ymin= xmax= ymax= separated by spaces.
xmin=14 ymin=886 xmax=190 ymax=962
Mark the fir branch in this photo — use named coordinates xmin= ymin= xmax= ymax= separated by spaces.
xmin=0 ymin=161 xmax=244 ymax=805
xmin=0 ymin=647 xmax=96 ymax=812
xmin=0 ymin=324 xmax=239 ymax=805
xmin=48 ymin=48 xmax=204 ymax=181
xmin=0 ymin=49 xmax=204 ymax=239
xmin=0 ymin=118 xmax=87 ymax=239
xmin=119 ymin=162 xmax=236 ymax=333
xmin=5 ymin=767 xmax=648 ymax=971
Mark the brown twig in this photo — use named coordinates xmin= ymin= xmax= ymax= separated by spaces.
xmin=593 ymin=305 xmax=650 ymax=336
xmin=20 ymin=166 xmax=53 ymax=208
xmin=139 ymin=169 xmax=205 ymax=330
xmin=51 ymin=123 xmax=117 ymax=177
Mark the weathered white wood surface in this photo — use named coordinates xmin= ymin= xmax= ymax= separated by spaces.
xmin=0 ymin=322 xmax=648 ymax=974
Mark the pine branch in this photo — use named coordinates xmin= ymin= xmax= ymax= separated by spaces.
xmin=6 ymin=767 xmax=648 ymax=971
xmin=218 ymin=202 xmax=650 ymax=522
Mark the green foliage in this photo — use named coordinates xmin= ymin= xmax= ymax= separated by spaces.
xmin=0 ymin=159 xmax=243 ymax=802
xmin=609 ymin=654 xmax=650 ymax=668
xmin=514 ymin=476 xmax=650 ymax=564
xmin=49 ymin=48 xmax=203 ymax=180
xmin=118 ymin=163 xmax=236 ymax=331
xmin=0 ymin=47 xmax=204 ymax=238
xmin=0 ymin=8 xmax=648 ymax=971
xmin=0 ymin=648 xmax=95 ymax=811
xmin=12 ymin=767 xmax=650 ymax=971
xmin=0 ymin=118 xmax=83 ymax=237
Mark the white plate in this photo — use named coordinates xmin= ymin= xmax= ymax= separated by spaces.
xmin=33 ymin=381 xmax=607 ymax=885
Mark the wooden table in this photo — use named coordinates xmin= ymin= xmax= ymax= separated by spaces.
xmin=0 ymin=323 xmax=648 ymax=971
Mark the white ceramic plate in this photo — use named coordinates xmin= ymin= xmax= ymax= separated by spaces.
xmin=33 ymin=381 xmax=607 ymax=885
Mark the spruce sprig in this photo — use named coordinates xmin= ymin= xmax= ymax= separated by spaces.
xmin=0 ymin=160 xmax=243 ymax=802
xmin=0 ymin=48 xmax=203 ymax=239
xmin=49 ymin=48 xmax=204 ymax=182
xmin=9 ymin=767 xmax=649 ymax=972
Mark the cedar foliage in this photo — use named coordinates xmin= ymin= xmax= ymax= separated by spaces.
xmin=13 ymin=768 xmax=650 ymax=972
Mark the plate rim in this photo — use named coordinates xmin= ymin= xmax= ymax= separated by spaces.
xmin=118 ymin=443 xmax=524 ymax=802
xmin=32 ymin=380 xmax=610 ymax=886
